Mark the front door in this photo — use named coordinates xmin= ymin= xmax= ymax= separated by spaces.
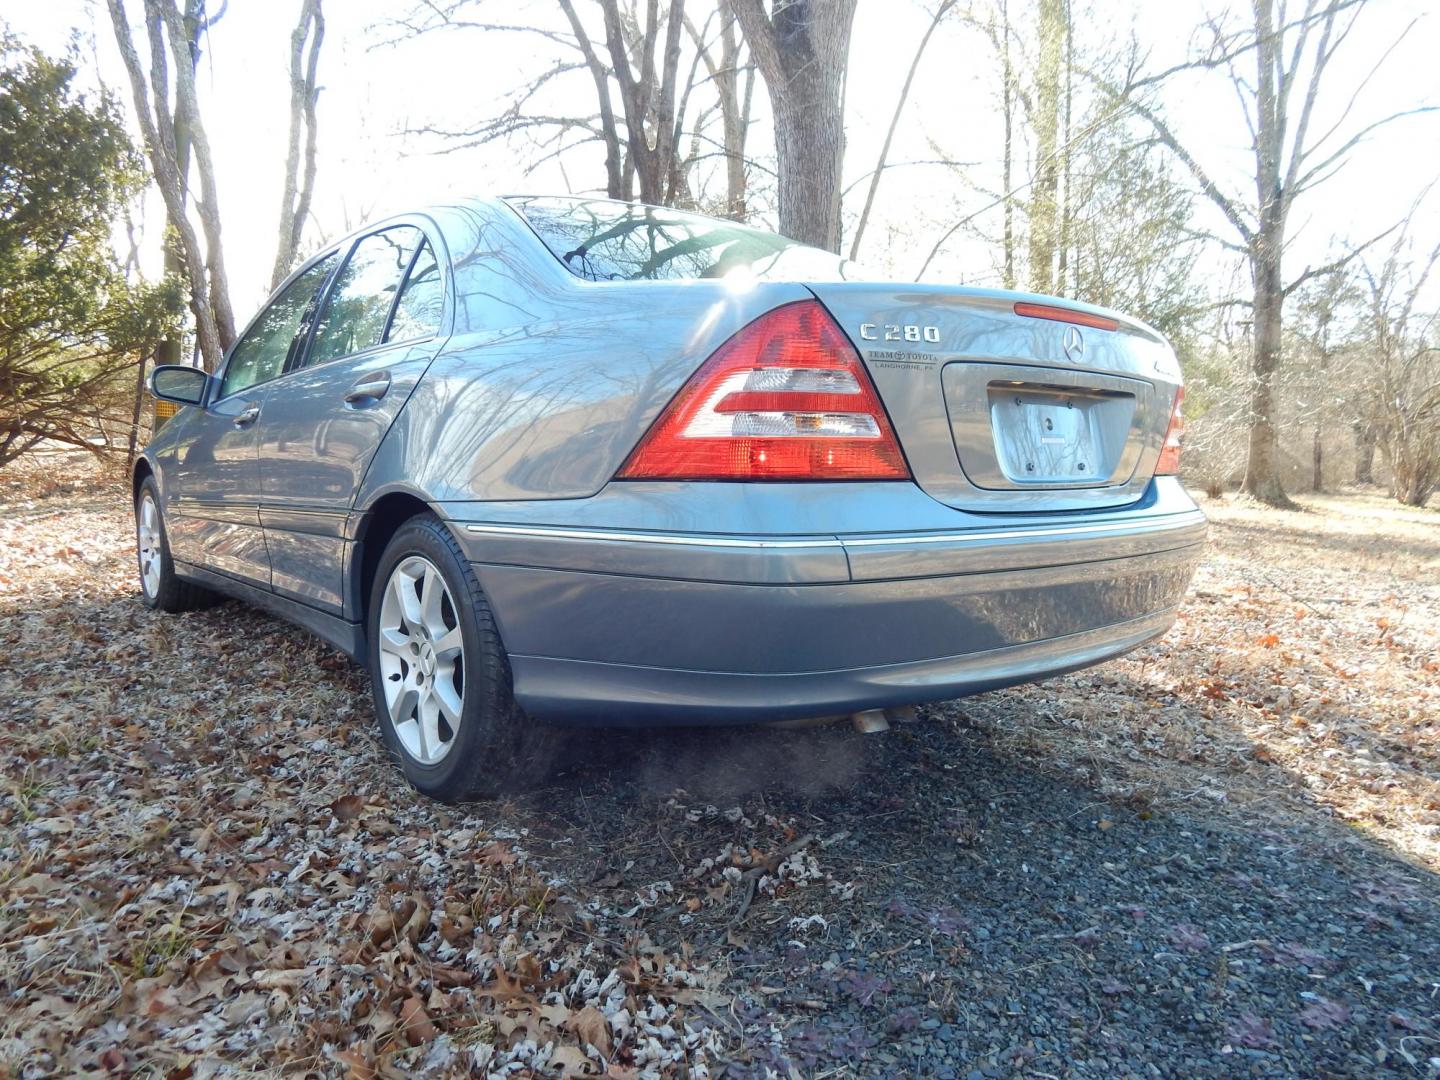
xmin=164 ymin=254 xmax=340 ymax=586
xmin=257 ymin=225 xmax=446 ymax=613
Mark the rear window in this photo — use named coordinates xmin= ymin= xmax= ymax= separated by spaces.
xmin=506 ymin=196 xmax=860 ymax=283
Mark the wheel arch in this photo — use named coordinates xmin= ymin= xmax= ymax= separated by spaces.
xmin=349 ymin=490 xmax=437 ymax=626
xmin=132 ymin=455 xmax=156 ymax=504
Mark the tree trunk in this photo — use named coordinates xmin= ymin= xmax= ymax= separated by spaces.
xmin=271 ymin=0 xmax=325 ymax=291
xmin=731 ymin=0 xmax=857 ymax=251
xmin=153 ymin=0 xmax=236 ymax=353
xmin=1312 ymin=426 xmax=1322 ymax=492
xmin=1027 ymin=0 xmax=1064 ymax=293
xmin=1055 ymin=0 xmax=1072 ymax=295
xmin=1387 ymin=443 xmax=1436 ymax=506
xmin=601 ymin=0 xmax=685 ymax=207
xmin=1240 ymin=233 xmax=1295 ymax=507
xmin=769 ymin=56 xmax=846 ymax=249
xmin=1237 ymin=0 xmax=1294 ymax=508
xmin=1352 ymin=421 xmax=1376 ymax=484
xmin=559 ymin=0 xmax=626 ymax=199
xmin=127 ymin=350 xmax=149 ymax=465
xmin=716 ymin=8 xmax=749 ymax=219
xmin=109 ymin=0 xmax=229 ymax=371
xmin=1000 ymin=0 xmax=1015 ymax=289
xmin=687 ymin=3 xmax=753 ymax=217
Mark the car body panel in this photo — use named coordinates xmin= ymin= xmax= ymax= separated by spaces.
xmin=155 ymin=390 xmax=271 ymax=586
xmin=808 ymin=282 xmax=1182 ymax=512
xmin=439 ymin=474 xmax=1203 ymax=721
xmin=507 ymin=607 xmax=1176 ymax=724
xmin=259 ymin=338 xmax=440 ymax=610
xmin=139 ymin=194 xmax=1206 ymax=728
xmin=355 ymin=201 xmax=816 ymax=508
xmin=443 ymin=480 xmax=1203 ymax=586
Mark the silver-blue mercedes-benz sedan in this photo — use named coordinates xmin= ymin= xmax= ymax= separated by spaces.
xmin=136 ymin=195 xmax=1205 ymax=801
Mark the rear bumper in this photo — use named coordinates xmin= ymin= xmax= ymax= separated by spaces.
xmin=446 ymin=478 xmax=1205 ymax=724
xmin=507 ymin=607 xmax=1178 ymax=724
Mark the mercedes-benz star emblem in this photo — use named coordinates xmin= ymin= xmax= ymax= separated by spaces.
xmin=1062 ymin=325 xmax=1085 ymax=363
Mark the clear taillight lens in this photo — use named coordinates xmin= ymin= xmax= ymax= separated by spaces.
xmin=1155 ymin=388 xmax=1184 ymax=475
xmin=616 ymin=301 xmax=910 ymax=481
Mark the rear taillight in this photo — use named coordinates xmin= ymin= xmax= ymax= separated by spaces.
xmin=1155 ymin=388 xmax=1184 ymax=475
xmin=1013 ymin=301 xmax=1119 ymax=332
xmin=617 ymin=301 xmax=910 ymax=481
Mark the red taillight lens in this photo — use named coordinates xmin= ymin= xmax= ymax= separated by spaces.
xmin=1013 ymin=301 xmax=1119 ymax=332
xmin=617 ymin=301 xmax=910 ymax=481
xmin=1155 ymin=388 xmax=1184 ymax=475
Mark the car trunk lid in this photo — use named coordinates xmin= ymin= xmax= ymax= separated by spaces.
xmin=807 ymin=283 xmax=1182 ymax=512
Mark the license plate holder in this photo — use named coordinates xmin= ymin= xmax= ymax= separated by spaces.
xmin=986 ymin=384 xmax=1137 ymax=486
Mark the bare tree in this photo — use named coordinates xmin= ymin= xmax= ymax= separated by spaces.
xmin=1352 ymin=420 xmax=1377 ymax=484
xmin=386 ymin=1 xmax=748 ymax=211
xmin=271 ymin=0 xmax=325 ymax=291
xmin=1356 ymin=225 xmax=1440 ymax=506
xmin=1288 ymin=269 xmax=1355 ymax=492
xmin=1105 ymin=0 xmax=1435 ymax=506
xmin=108 ymin=0 xmax=236 ymax=371
xmin=1026 ymin=0 xmax=1065 ymax=293
xmin=685 ymin=3 xmax=756 ymax=219
xmin=557 ymin=0 xmax=627 ymax=197
xmin=999 ymin=0 xmax=1015 ymax=286
xmin=730 ymin=0 xmax=856 ymax=251
xmin=847 ymin=0 xmax=955 ymax=261
xmin=600 ymin=0 xmax=685 ymax=205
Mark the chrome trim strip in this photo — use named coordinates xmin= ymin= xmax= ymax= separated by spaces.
xmin=463 ymin=510 xmax=1205 ymax=551
xmin=844 ymin=512 xmax=1204 ymax=547
xmin=463 ymin=524 xmax=843 ymax=549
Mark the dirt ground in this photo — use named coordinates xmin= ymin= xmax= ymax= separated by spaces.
xmin=1 ymin=458 xmax=1437 ymax=1078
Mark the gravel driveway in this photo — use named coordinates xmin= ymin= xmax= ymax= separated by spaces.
xmin=2 ymin=476 xmax=1437 ymax=1078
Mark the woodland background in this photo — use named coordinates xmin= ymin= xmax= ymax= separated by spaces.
xmin=1 ymin=0 xmax=1438 ymax=508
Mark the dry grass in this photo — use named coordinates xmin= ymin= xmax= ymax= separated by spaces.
xmin=961 ymin=485 xmax=1440 ymax=870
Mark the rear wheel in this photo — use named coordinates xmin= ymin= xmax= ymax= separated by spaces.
xmin=367 ymin=514 xmax=557 ymax=802
xmin=134 ymin=477 xmax=217 ymax=612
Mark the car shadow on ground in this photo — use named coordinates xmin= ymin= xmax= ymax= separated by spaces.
xmin=510 ymin=700 xmax=1440 ymax=1077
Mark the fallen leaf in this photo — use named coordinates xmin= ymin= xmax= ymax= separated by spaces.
xmin=477 ymin=841 xmax=517 ymax=867
xmin=399 ymin=996 xmax=436 ymax=1045
xmin=566 ymin=1004 xmax=612 ymax=1056
xmin=329 ymin=794 xmax=364 ymax=821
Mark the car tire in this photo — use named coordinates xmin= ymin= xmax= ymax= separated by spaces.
xmin=135 ymin=476 xmax=218 ymax=613
xmin=367 ymin=513 xmax=558 ymax=802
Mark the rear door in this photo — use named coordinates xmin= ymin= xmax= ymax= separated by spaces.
xmin=163 ymin=255 xmax=339 ymax=585
xmin=256 ymin=223 xmax=446 ymax=612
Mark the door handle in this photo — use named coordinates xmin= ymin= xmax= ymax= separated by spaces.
xmin=344 ymin=371 xmax=391 ymax=404
xmin=233 ymin=405 xmax=261 ymax=427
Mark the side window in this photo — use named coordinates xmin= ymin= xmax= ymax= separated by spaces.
xmin=386 ymin=239 xmax=442 ymax=343
xmin=219 ymin=254 xmax=337 ymax=399
xmin=307 ymin=226 xmax=425 ymax=366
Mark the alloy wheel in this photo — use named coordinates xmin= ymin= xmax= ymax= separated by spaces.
xmin=137 ymin=493 xmax=162 ymax=599
xmin=377 ymin=555 xmax=465 ymax=765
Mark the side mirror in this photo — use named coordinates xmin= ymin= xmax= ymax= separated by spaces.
xmin=150 ymin=365 xmax=210 ymax=407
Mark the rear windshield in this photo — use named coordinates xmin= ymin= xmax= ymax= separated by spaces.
xmin=506 ymin=196 xmax=860 ymax=283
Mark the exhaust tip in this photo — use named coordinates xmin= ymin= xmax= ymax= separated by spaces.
xmin=851 ymin=709 xmax=891 ymax=735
